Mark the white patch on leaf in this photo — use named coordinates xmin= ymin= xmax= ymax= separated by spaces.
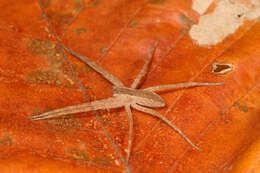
xmin=192 ymin=0 xmax=214 ymax=15
xmin=190 ymin=0 xmax=260 ymax=46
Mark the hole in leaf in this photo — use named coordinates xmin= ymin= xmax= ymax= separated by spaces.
xmin=212 ymin=62 xmax=233 ymax=74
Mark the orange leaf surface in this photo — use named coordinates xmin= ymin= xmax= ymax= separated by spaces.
xmin=0 ymin=0 xmax=259 ymax=173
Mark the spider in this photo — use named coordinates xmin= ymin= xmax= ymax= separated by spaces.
xmin=30 ymin=40 xmax=223 ymax=162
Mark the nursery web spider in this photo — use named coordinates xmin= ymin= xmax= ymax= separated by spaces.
xmin=30 ymin=41 xmax=223 ymax=162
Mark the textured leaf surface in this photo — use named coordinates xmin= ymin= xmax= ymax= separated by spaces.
xmin=0 ymin=0 xmax=259 ymax=173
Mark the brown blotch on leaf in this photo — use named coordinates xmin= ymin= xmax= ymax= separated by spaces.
xmin=65 ymin=147 xmax=89 ymax=161
xmin=129 ymin=22 xmax=139 ymax=28
xmin=149 ymin=0 xmax=166 ymax=4
xmin=74 ymin=27 xmax=88 ymax=35
xmin=44 ymin=115 xmax=83 ymax=134
xmin=99 ymin=46 xmax=109 ymax=55
xmin=233 ymin=101 xmax=249 ymax=113
xmin=49 ymin=11 xmax=73 ymax=26
xmin=27 ymin=38 xmax=63 ymax=67
xmin=74 ymin=0 xmax=84 ymax=11
xmin=93 ymin=155 xmax=111 ymax=166
xmin=88 ymin=0 xmax=103 ymax=8
xmin=27 ymin=39 xmax=81 ymax=88
xmin=0 ymin=135 xmax=13 ymax=146
xmin=26 ymin=69 xmax=76 ymax=88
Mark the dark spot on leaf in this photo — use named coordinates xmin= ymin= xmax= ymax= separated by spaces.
xmin=237 ymin=13 xmax=243 ymax=18
xmin=149 ymin=0 xmax=166 ymax=4
xmin=93 ymin=155 xmax=111 ymax=166
xmin=0 ymin=135 xmax=12 ymax=146
xmin=219 ymin=111 xmax=223 ymax=117
xmin=89 ymin=0 xmax=103 ymax=8
xmin=74 ymin=27 xmax=88 ymax=35
xmin=200 ymin=55 xmax=206 ymax=59
xmin=233 ymin=102 xmax=239 ymax=107
xmin=99 ymin=46 xmax=109 ymax=55
xmin=238 ymin=105 xmax=248 ymax=113
xmin=65 ymin=147 xmax=89 ymax=161
xmin=224 ymin=118 xmax=232 ymax=124
xmin=74 ymin=0 xmax=84 ymax=11
xmin=135 ymin=152 xmax=142 ymax=159
xmin=49 ymin=11 xmax=73 ymax=26
xmin=85 ymin=85 xmax=92 ymax=90
xmin=233 ymin=102 xmax=248 ymax=113
xmin=129 ymin=22 xmax=139 ymax=28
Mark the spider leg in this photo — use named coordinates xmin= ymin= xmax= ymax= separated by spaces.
xmin=131 ymin=103 xmax=202 ymax=151
xmin=30 ymin=97 xmax=125 ymax=120
xmin=144 ymin=82 xmax=224 ymax=92
xmin=124 ymin=105 xmax=133 ymax=163
xmin=131 ymin=40 xmax=159 ymax=89
xmin=63 ymin=46 xmax=125 ymax=87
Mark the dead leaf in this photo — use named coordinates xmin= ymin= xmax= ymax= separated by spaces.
xmin=0 ymin=0 xmax=259 ymax=173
